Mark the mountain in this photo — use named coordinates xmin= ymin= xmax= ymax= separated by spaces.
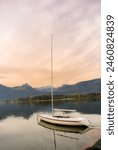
xmin=55 ymin=78 xmax=101 ymax=94
xmin=0 ymin=83 xmax=39 ymax=101
xmin=0 ymin=78 xmax=101 ymax=101
xmin=36 ymin=86 xmax=51 ymax=93
xmin=14 ymin=83 xmax=33 ymax=90
xmin=0 ymin=84 xmax=16 ymax=100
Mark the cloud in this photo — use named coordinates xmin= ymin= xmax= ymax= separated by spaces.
xmin=0 ymin=0 xmax=100 ymax=86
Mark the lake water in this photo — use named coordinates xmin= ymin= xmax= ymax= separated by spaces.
xmin=0 ymin=100 xmax=101 ymax=150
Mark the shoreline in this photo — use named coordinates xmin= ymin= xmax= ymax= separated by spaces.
xmin=0 ymin=96 xmax=101 ymax=104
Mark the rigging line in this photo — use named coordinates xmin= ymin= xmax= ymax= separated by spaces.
xmin=51 ymin=34 xmax=54 ymax=116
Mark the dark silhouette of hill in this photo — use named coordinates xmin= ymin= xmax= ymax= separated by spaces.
xmin=0 ymin=78 xmax=101 ymax=101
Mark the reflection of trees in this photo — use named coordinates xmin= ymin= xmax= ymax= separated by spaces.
xmin=0 ymin=98 xmax=101 ymax=121
xmin=0 ymin=102 xmax=51 ymax=120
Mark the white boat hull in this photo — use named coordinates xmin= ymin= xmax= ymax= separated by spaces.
xmin=38 ymin=120 xmax=89 ymax=133
xmin=38 ymin=114 xmax=88 ymax=126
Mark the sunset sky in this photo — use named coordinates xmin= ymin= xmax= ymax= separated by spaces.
xmin=0 ymin=0 xmax=100 ymax=87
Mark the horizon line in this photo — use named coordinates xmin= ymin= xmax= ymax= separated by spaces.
xmin=0 ymin=77 xmax=101 ymax=88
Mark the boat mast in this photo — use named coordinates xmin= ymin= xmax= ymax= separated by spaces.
xmin=51 ymin=34 xmax=54 ymax=116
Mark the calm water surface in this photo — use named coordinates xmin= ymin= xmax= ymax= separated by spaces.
xmin=0 ymin=100 xmax=101 ymax=150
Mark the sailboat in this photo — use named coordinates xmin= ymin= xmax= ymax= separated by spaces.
xmin=38 ymin=34 xmax=91 ymax=127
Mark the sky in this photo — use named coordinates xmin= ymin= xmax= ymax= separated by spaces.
xmin=0 ymin=0 xmax=100 ymax=87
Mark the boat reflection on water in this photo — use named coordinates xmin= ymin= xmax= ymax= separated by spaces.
xmin=38 ymin=120 xmax=92 ymax=150
xmin=37 ymin=118 xmax=101 ymax=150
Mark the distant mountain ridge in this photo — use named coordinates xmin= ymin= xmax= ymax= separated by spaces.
xmin=55 ymin=78 xmax=101 ymax=94
xmin=0 ymin=78 xmax=101 ymax=101
xmin=0 ymin=83 xmax=39 ymax=101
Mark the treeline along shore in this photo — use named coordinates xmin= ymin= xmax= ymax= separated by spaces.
xmin=10 ymin=93 xmax=101 ymax=104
